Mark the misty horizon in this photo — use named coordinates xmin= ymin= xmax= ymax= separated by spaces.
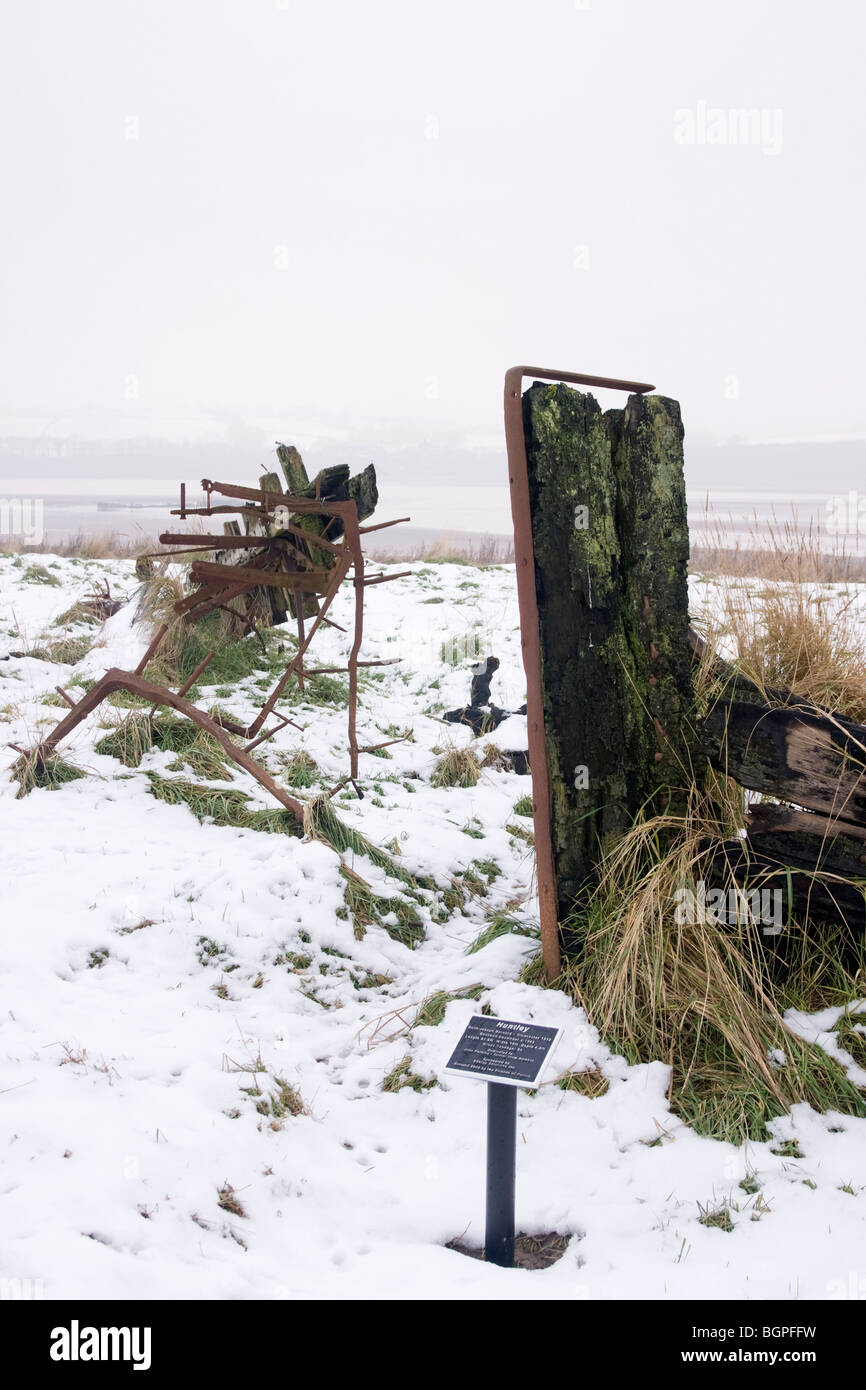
xmin=3 ymin=0 xmax=865 ymax=465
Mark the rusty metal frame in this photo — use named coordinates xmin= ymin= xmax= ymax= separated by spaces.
xmin=504 ymin=366 xmax=655 ymax=982
xmin=24 ymin=475 xmax=408 ymax=821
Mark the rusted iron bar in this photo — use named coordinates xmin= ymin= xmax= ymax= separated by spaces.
xmin=134 ymin=623 xmax=168 ymax=676
xmin=243 ymin=712 xmax=295 ymax=755
xmin=357 ymin=735 xmax=410 ymax=754
xmin=188 ymin=560 xmax=335 ymax=592
xmin=323 ymin=776 xmax=354 ymax=801
xmin=361 ymin=571 xmax=412 ymax=587
xmin=158 ymin=533 xmax=288 ymax=550
xmin=146 ymin=648 xmax=217 ymax=718
xmin=343 ymin=507 xmax=365 ymax=781
xmin=158 ymin=531 xmax=321 ymax=574
xmin=358 ymin=516 xmax=411 ymax=534
xmin=248 ymin=550 xmax=354 ymax=736
xmin=301 ymin=660 xmax=400 ymax=675
xmin=171 ymin=505 xmax=270 ymax=519
xmin=176 ymin=650 xmax=217 ymax=698
xmin=295 ymin=595 xmax=306 ymax=692
xmin=54 ymin=686 xmax=77 ymax=708
xmin=504 ymin=365 xmax=655 ymax=983
xmin=201 ymin=479 xmax=356 ymax=521
xmin=35 ymin=668 xmax=306 ymax=818
xmin=166 ymin=514 xmax=347 ymax=557
xmin=175 ymin=582 xmax=252 ymax=621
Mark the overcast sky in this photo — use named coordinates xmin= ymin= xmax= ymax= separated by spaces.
xmin=1 ymin=0 xmax=864 ymax=446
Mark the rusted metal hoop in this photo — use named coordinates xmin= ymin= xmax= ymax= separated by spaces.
xmin=504 ymin=367 xmax=656 ymax=982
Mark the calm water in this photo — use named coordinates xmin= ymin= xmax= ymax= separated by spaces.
xmin=3 ymin=481 xmax=866 ymax=556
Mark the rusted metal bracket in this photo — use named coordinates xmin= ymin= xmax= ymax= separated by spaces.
xmin=504 ymin=366 xmax=656 ymax=982
xmin=26 ymin=466 xmax=408 ymax=825
xmin=30 ymin=668 xmax=306 ymax=817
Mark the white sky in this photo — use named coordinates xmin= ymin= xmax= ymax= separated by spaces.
xmin=1 ymin=0 xmax=864 ymax=444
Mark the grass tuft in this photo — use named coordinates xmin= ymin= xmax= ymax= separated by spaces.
xmin=414 ymin=984 xmax=484 ymax=1028
xmin=382 ymin=1056 xmax=438 ymax=1093
xmin=431 ymin=746 xmax=481 ymax=788
xmin=557 ymin=1067 xmax=610 ymax=1098
xmin=339 ymin=865 xmax=425 ymax=949
xmin=303 ymin=794 xmax=432 ymax=891
xmin=28 ymin=634 xmax=94 ymax=665
xmin=692 ymin=566 xmax=866 ymax=722
xmin=21 ymin=564 xmax=61 ymax=587
xmin=278 ymin=749 xmax=319 ymax=788
xmin=466 ymin=911 xmax=539 ymax=955
xmin=11 ymin=751 xmax=86 ymax=797
xmin=697 ymin=1199 xmax=735 ymax=1233
xmin=216 ymin=1183 xmax=247 ymax=1218
xmin=558 ymin=783 xmax=866 ymax=1143
xmin=145 ymin=773 xmax=302 ymax=835
xmin=96 ymin=714 xmax=232 ymax=779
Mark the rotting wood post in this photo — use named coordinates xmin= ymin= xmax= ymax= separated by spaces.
xmin=521 ymin=381 xmax=698 ymax=926
xmin=505 ymin=367 xmax=700 ymax=977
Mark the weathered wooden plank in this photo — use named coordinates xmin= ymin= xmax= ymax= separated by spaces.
xmin=703 ymin=697 xmax=866 ymax=825
xmin=276 ymin=443 xmax=309 ymax=494
xmin=612 ymin=393 xmax=698 ymax=796
xmin=717 ymin=803 xmax=866 ymax=935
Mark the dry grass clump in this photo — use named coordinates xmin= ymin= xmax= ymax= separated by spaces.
xmin=691 ymin=514 xmax=866 ymax=721
xmin=216 ymin=1183 xmax=247 ymax=1218
xmin=367 ymin=534 xmax=514 ymax=566
xmin=694 ymin=582 xmax=866 ymax=722
xmin=134 ymin=571 xmax=191 ymax=684
xmin=135 ymin=567 xmax=272 ymax=690
xmin=556 ymin=1067 xmax=610 ymax=1099
xmin=10 ymin=750 xmax=87 ymax=797
xmin=689 ymin=513 xmax=866 ymax=584
xmin=480 ymin=743 xmax=511 ymax=772
xmin=96 ymin=712 xmax=232 ymax=778
xmin=258 ymin=1077 xmax=309 ymax=1122
xmin=27 ymin=634 xmax=94 ymax=666
xmin=431 ymin=745 xmax=481 ymax=788
xmin=562 ymin=783 xmax=866 ymax=1142
xmin=278 ymin=748 xmax=318 ymax=788
xmin=2 ymin=531 xmax=154 ymax=559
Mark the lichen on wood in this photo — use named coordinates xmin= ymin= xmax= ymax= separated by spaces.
xmin=522 ymin=382 xmax=698 ymax=918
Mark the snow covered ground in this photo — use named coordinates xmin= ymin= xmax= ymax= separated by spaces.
xmin=1 ymin=553 xmax=865 ymax=1302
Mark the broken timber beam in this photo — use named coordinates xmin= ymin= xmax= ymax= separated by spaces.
xmin=702 ymin=698 xmax=866 ymax=826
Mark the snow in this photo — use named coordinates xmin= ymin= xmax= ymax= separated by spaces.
xmin=1 ymin=554 xmax=866 ymax=1300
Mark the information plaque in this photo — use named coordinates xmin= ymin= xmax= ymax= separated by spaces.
xmin=444 ymin=1015 xmax=562 ymax=1088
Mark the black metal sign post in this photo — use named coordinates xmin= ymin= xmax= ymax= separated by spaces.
xmin=445 ymin=1016 xmax=561 ymax=1268
xmin=486 ymin=1082 xmax=517 ymax=1266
